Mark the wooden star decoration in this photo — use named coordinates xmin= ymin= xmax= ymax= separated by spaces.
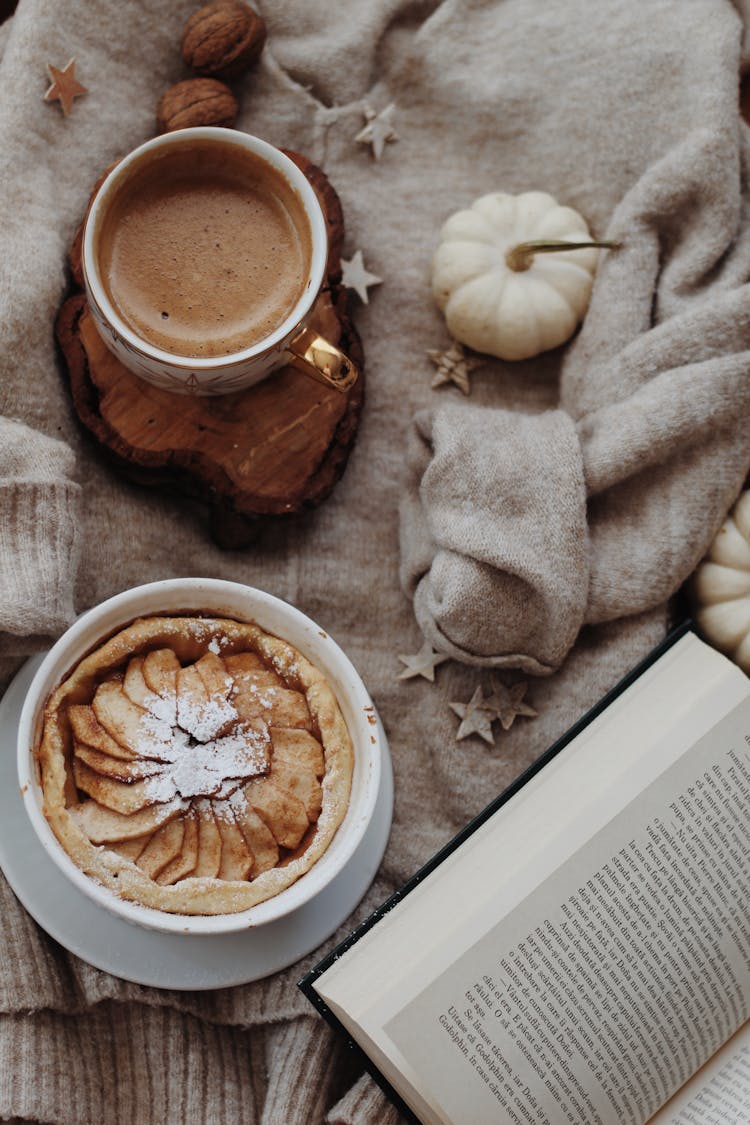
xmin=340 ymin=250 xmax=383 ymax=304
xmin=428 ymin=340 xmax=482 ymax=396
xmin=450 ymin=686 xmax=496 ymax=745
xmin=397 ymin=641 xmax=449 ymax=683
xmin=44 ymin=58 xmax=87 ymax=117
xmin=485 ymin=680 xmax=538 ymax=731
xmin=355 ymin=103 xmax=398 ymax=160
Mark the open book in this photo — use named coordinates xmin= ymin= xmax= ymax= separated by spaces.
xmin=301 ymin=627 xmax=750 ymax=1124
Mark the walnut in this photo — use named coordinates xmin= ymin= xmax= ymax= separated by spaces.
xmin=181 ymin=0 xmax=267 ymax=81
xmin=157 ymin=78 xmax=238 ymax=133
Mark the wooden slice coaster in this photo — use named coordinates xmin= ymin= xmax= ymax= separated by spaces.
xmin=55 ymin=151 xmax=364 ymax=549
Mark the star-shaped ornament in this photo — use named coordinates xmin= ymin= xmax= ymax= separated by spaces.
xmin=428 ymin=340 xmax=482 ymax=396
xmin=397 ymin=641 xmax=449 ymax=683
xmin=355 ymin=103 xmax=399 ymax=160
xmin=44 ymin=58 xmax=87 ymax=117
xmin=485 ymin=680 xmax=537 ymax=731
xmin=450 ymin=686 xmax=496 ymax=745
xmin=340 ymin=250 xmax=382 ymax=304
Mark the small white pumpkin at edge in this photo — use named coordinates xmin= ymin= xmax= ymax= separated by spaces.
xmin=691 ymin=490 xmax=750 ymax=673
xmin=431 ymin=191 xmax=618 ymax=362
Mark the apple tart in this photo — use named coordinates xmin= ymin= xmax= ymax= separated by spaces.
xmin=35 ymin=616 xmax=354 ymax=915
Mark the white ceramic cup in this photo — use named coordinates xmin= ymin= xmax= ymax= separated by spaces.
xmin=17 ymin=579 xmax=382 ymax=935
xmin=82 ymin=128 xmax=358 ymax=397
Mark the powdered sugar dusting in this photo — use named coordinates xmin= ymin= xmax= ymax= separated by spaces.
xmin=145 ymin=691 xmax=176 ymax=725
xmin=212 ymin=784 xmax=247 ymax=821
xmin=145 ymin=724 xmax=268 ymax=802
xmin=186 ymin=619 xmax=212 ymax=639
xmin=177 ymin=691 xmax=237 ymax=742
xmin=227 ymin=787 xmax=248 ymax=816
xmin=137 ymin=710 xmax=174 ymax=758
xmin=235 ymin=681 xmax=281 ymax=711
xmin=124 ymin=651 xmax=272 ymax=804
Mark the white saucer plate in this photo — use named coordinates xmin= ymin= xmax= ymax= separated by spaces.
xmin=0 ymin=656 xmax=393 ymax=991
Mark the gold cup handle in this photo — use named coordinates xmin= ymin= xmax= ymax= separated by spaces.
xmin=287 ymin=326 xmax=358 ymax=393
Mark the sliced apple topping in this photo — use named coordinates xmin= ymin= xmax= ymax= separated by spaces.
xmin=269 ymin=758 xmax=322 ymax=822
xmin=177 ymin=653 xmax=236 ymax=741
xmin=73 ymin=758 xmax=170 ymax=815
xmin=73 ymin=742 xmax=162 ymax=783
xmin=243 ymin=777 xmax=309 ymax=850
xmin=232 ymin=681 xmax=312 ymax=730
xmin=227 ymin=792 xmax=279 ymax=874
xmin=136 ymin=817 xmax=186 ymax=880
xmin=192 ymin=799 xmax=222 ymax=878
xmin=109 ymin=835 xmax=150 ymax=863
xmin=65 ymin=639 xmax=332 ymax=891
xmin=224 ymin=652 xmax=284 ymax=689
xmin=124 ymin=654 xmax=176 ymax=724
xmin=68 ymin=705 xmax=139 ymax=762
xmin=71 ymin=797 xmax=187 ymax=842
xmin=92 ymin=681 xmax=172 ymax=762
xmin=271 ymin=728 xmax=325 ymax=778
xmin=214 ymin=802 xmax=254 ymax=881
xmin=156 ymin=810 xmax=199 ymax=886
xmin=142 ymin=648 xmax=180 ymax=704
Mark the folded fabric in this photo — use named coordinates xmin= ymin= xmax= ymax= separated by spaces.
xmin=401 ymin=406 xmax=588 ymax=673
xmin=0 ymin=418 xmax=80 ymax=641
xmin=1 ymin=0 xmax=749 ymax=1121
xmin=401 ymin=91 xmax=750 ymax=672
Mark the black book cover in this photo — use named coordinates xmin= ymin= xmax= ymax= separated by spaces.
xmin=299 ymin=621 xmax=694 ymax=1124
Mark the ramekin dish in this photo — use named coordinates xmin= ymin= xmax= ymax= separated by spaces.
xmin=17 ymin=579 xmax=382 ymax=936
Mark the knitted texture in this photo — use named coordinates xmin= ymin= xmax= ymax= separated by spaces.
xmin=400 ymin=2 xmax=750 ymax=669
xmin=0 ymin=0 xmax=747 ymax=1121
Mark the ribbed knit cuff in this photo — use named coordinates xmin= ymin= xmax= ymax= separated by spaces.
xmin=0 ymin=420 xmax=81 ymax=647
xmin=0 ymin=480 xmax=80 ymax=639
xmin=262 ymin=1017 xmax=341 ymax=1125
xmin=327 ymin=1073 xmax=405 ymax=1125
xmin=0 ymin=1003 xmax=259 ymax=1125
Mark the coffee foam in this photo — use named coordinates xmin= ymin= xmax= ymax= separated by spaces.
xmin=96 ymin=139 xmax=313 ymax=359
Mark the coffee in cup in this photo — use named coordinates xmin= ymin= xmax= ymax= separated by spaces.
xmin=83 ymin=128 xmax=358 ymax=396
xmin=97 ymin=138 xmax=313 ymax=360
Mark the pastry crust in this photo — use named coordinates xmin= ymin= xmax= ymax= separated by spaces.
xmin=35 ymin=616 xmax=354 ymax=915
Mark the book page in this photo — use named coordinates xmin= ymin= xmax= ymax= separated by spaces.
xmin=649 ymin=1022 xmax=750 ymax=1123
xmin=316 ymin=635 xmax=748 ymax=1033
xmin=385 ymin=699 xmax=750 ymax=1125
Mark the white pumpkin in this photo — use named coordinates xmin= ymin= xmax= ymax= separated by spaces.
xmin=431 ymin=191 xmax=613 ymax=361
xmin=692 ymin=490 xmax=750 ymax=672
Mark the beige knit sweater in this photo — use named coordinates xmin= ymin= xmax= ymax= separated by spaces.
xmin=1 ymin=1 xmax=749 ymax=1122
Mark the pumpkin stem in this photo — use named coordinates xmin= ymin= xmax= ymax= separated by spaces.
xmin=505 ymin=239 xmax=621 ymax=273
